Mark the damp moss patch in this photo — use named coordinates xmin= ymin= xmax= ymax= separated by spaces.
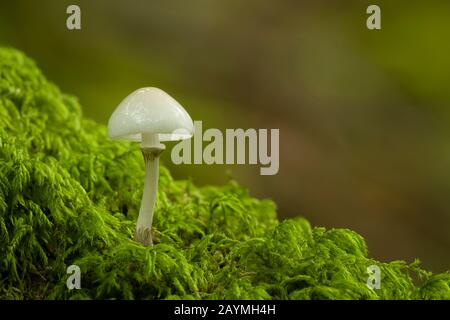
xmin=0 ymin=47 xmax=449 ymax=300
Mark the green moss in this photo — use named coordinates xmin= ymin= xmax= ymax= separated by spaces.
xmin=0 ymin=47 xmax=448 ymax=300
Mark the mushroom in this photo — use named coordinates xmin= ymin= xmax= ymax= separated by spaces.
xmin=108 ymin=87 xmax=194 ymax=246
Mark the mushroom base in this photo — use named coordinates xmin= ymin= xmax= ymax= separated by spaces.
xmin=134 ymin=227 xmax=153 ymax=246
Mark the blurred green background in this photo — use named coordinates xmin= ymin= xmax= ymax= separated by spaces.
xmin=1 ymin=0 xmax=449 ymax=272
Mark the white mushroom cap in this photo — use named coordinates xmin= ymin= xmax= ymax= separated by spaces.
xmin=108 ymin=87 xmax=194 ymax=146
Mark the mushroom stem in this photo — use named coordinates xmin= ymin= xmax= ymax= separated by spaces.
xmin=135 ymin=135 xmax=164 ymax=246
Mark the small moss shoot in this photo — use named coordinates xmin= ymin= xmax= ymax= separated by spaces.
xmin=0 ymin=48 xmax=449 ymax=300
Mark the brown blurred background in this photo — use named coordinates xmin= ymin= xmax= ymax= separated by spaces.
xmin=0 ymin=0 xmax=449 ymax=272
